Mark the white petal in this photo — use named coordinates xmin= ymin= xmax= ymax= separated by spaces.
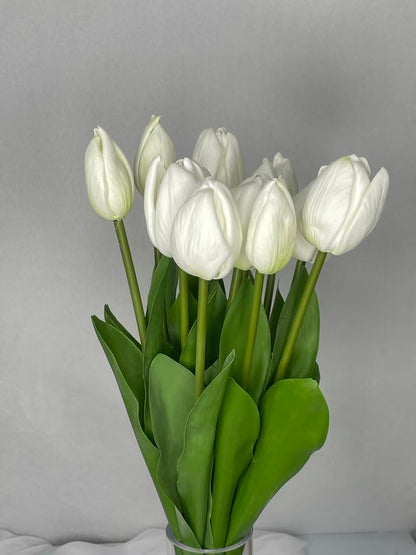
xmin=218 ymin=129 xmax=245 ymax=188
xmin=332 ymin=167 xmax=389 ymax=254
xmin=192 ymin=128 xmax=222 ymax=177
xmin=273 ymin=153 xmax=298 ymax=196
xmin=143 ymin=155 xmax=163 ymax=249
xmin=251 ymin=158 xmax=276 ymax=180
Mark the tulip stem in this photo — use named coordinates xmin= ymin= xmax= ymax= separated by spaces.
xmin=291 ymin=260 xmax=306 ymax=287
xmin=275 ymin=251 xmax=327 ymax=382
xmin=227 ymin=268 xmax=243 ymax=310
xmin=263 ymin=273 xmax=276 ymax=318
xmin=113 ymin=220 xmax=147 ymax=348
xmin=179 ymin=269 xmax=189 ymax=349
xmin=242 ymin=271 xmax=265 ymax=390
xmin=195 ymin=278 xmax=209 ymax=399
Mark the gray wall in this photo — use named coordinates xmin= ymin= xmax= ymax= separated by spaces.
xmin=1 ymin=0 xmax=415 ymax=544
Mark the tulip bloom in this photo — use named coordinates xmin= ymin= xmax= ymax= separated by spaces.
xmin=252 ymin=152 xmax=298 ymax=197
xmin=233 ymin=176 xmax=297 ymax=274
xmin=85 ymin=126 xmax=134 ymax=221
xmin=193 ymin=127 xmax=245 ymax=188
xmin=134 ymin=115 xmax=176 ymax=194
xmin=292 ymin=186 xmax=318 ymax=263
xmin=144 ymin=156 xmax=205 ymax=257
xmin=300 ymin=155 xmax=389 ymax=255
xmin=171 ymin=178 xmax=242 ymax=280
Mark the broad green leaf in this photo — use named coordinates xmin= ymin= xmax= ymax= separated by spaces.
xmin=149 ymin=354 xmax=195 ymax=509
xmin=180 ymin=281 xmax=227 ymax=371
xmin=104 ymin=304 xmax=141 ymax=350
xmin=204 ymin=359 xmax=220 ymax=386
xmin=219 ymin=276 xmax=271 ymax=403
xmin=92 ymin=317 xmax=199 ymax=546
xmin=312 ymin=361 xmax=320 ymax=384
xmin=227 ymin=379 xmax=329 ymax=544
xmin=167 ymin=293 xmax=198 ymax=353
xmin=177 ymin=354 xmax=233 ymax=545
xmin=268 ymin=285 xmax=284 ymax=346
xmin=269 ymin=266 xmax=319 ymax=384
xmin=211 ymin=379 xmax=260 ymax=548
xmin=145 ymin=257 xmax=177 ymax=436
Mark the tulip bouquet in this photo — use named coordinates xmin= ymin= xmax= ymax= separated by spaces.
xmin=85 ymin=116 xmax=389 ymax=553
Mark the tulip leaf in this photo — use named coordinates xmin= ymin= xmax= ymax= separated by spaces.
xmin=210 ymin=378 xmax=260 ymax=548
xmin=145 ymin=257 xmax=177 ymax=436
xmin=219 ymin=276 xmax=271 ymax=403
xmin=149 ymin=354 xmax=195 ymax=509
xmin=167 ymin=293 xmax=198 ymax=353
xmin=91 ymin=317 xmax=199 ymax=547
xmin=269 ymin=266 xmax=319 ymax=383
xmin=312 ymin=361 xmax=320 ymax=384
xmin=268 ymin=284 xmax=284 ymax=346
xmin=180 ymin=281 xmax=227 ymax=371
xmin=204 ymin=359 xmax=220 ymax=386
xmin=103 ymin=304 xmax=141 ymax=350
xmin=227 ymin=378 xmax=329 ymax=544
xmin=177 ymin=353 xmax=233 ymax=545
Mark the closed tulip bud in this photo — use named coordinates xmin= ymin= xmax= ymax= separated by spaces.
xmin=292 ymin=186 xmax=318 ymax=263
xmin=134 ymin=115 xmax=176 ymax=194
xmin=252 ymin=152 xmax=298 ymax=197
xmin=144 ymin=156 xmax=205 ymax=257
xmin=170 ymin=177 xmax=242 ymax=280
xmin=300 ymin=155 xmax=389 ymax=255
xmin=243 ymin=178 xmax=297 ymax=274
xmin=85 ymin=126 xmax=134 ymax=221
xmin=192 ymin=127 xmax=245 ymax=188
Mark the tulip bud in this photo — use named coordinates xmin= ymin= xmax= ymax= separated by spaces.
xmin=252 ymin=152 xmax=298 ymax=197
xmin=300 ymin=155 xmax=389 ymax=255
xmin=134 ymin=115 xmax=176 ymax=194
xmin=170 ymin=178 xmax=242 ymax=280
xmin=292 ymin=186 xmax=318 ymax=263
xmin=85 ymin=126 xmax=134 ymax=221
xmin=242 ymin=178 xmax=297 ymax=274
xmin=192 ymin=127 xmax=245 ymax=188
xmin=144 ymin=156 xmax=205 ymax=257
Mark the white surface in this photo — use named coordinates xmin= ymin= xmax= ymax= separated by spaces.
xmin=1 ymin=0 xmax=416 ymax=542
xmin=0 ymin=529 xmax=307 ymax=554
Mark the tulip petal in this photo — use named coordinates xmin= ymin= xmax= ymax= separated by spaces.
xmin=273 ymin=153 xmax=298 ymax=197
xmin=292 ymin=186 xmax=317 ymax=262
xmin=144 ymin=155 xmax=163 ymax=249
xmin=332 ymin=167 xmax=389 ymax=254
xmin=193 ymin=128 xmax=222 ymax=177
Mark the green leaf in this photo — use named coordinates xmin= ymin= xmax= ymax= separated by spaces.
xmin=219 ymin=276 xmax=271 ymax=403
xmin=91 ymin=317 xmax=199 ymax=546
xmin=227 ymin=378 xmax=329 ymax=544
xmin=180 ymin=281 xmax=227 ymax=371
xmin=177 ymin=353 xmax=234 ymax=545
xmin=270 ymin=266 xmax=320 ymax=383
xmin=144 ymin=257 xmax=177 ymax=436
xmin=167 ymin=293 xmax=198 ymax=353
xmin=204 ymin=359 xmax=220 ymax=386
xmin=149 ymin=354 xmax=195 ymax=509
xmin=268 ymin=285 xmax=284 ymax=346
xmin=311 ymin=361 xmax=320 ymax=384
xmin=104 ymin=304 xmax=141 ymax=350
xmin=211 ymin=379 xmax=260 ymax=548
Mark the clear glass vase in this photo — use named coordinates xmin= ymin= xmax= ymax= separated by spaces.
xmin=166 ymin=526 xmax=253 ymax=555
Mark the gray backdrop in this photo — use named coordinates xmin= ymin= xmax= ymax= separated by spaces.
xmin=1 ymin=0 xmax=415 ymax=544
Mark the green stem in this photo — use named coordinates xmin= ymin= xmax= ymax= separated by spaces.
xmin=263 ymin=273 xmax=276 ymax=318
xmin=113 ymin=220 xmax=147 ymax=347
xmin=195 ymin=278 xmax=209 ymax=399
xmin=179 ymin=269 xmax=189 ymax=349
xmin=291 ymin=259 xmax=305 ymax=287
xmin=227 ymin=268 xmax=243 ymax=310
xmin=275 ymin=251 xmax=327 ymax=382
xmin=241 ymin=272 xmax=265 ymax=390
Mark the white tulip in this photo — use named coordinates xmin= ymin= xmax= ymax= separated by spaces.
xmin=292 ymin=186 xmax=318 ymax=263
xmin=252 ymin=152 xmax=298 ymax=197
xmin=85 ymin=126 xmax=134 ymax=221
xmin=300 ymin=155 xmax=389 ymax=255
xmin=134 ymin=115 xmax=176 ymax=194
xmin=192 ymin=127 xmax=245 ymax=188
xmin=144 ymin=156 xmax=205 ymax=257
xmin=232 ymin=175 xmax=268 ymax=270
xmin=238 ymin=178 xmax=297 ymax=274
xmin=170 ymin=177 xmax=243 ymax=280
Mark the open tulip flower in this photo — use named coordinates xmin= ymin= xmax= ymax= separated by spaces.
xmin=85 ymin=117 xmax=389 ymax=552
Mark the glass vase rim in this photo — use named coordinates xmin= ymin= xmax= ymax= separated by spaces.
xmin=166 ymin=525 xmax=253 ymax=553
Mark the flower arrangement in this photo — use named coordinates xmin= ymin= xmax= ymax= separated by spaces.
xmin=85 ymin=117 xmax=389 ymax=551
